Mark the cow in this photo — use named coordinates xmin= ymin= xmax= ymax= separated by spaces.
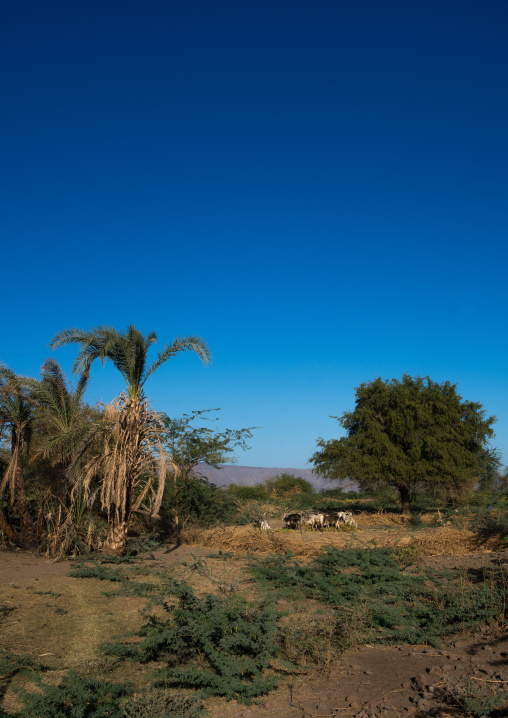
xmin=322 ymin=513 xmax=340 ymax=529
xmin=305 ymin=513 xmax=324 ymax=529
xmin=283 ymin=512 xmax=302 ymax=530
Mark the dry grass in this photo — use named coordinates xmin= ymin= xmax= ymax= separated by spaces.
xmin=180 ymin=522 xmax=506 ymax=558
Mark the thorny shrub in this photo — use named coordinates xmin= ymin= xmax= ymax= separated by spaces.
xmin=250 ymin=547 xmax=507 ymax=648
xmin=103 ymin=584 xmax=279 ymax=703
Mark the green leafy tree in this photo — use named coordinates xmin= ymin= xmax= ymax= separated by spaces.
xmin=161 ymin=409 xmax=255 ymax=527
xmin=0 ymin=365 xmax=36 ymax=546
xmin=50 ymin=325 xmax=211 ymax=554
xmin=311 ymin=374 xmax=496 ymax=513
xmin=162 ymin=409 xmax=254 ymax=478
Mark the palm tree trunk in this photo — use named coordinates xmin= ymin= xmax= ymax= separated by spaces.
xmin=0 ymin=509 xmax=19 ymax=544
xmin=14 ymin=450 xmax=36 ymax=548
xmin=102 ymin=471 xmax=133 ymax=556
xmin=103 ymin=516 xmax=128 ymax=556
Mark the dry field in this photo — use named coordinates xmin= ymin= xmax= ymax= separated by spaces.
xmin=180 ymin=511 xmax=506 ymax=558
xmin=1 ymin=515 xmax=507 ymax=718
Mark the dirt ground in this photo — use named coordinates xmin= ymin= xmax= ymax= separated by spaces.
xmin=1 ymin=536 xmax=507 ymax=718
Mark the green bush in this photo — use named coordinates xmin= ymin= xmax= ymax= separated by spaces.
xmin=226 ymin=485 xmax=267 ymax=500
xmin=13 ymin=672 xmax=129 ymax=718
xmin=251 ymin=547 xmax=507 ymax=648
xmin=162 ymin=476 xmax=248 ymax=527
xmin=102 ymin=580 xmax=279 ymax=703
xmin=443 ymin=675 xmax=508 ymax=717
xmin=0 ymin=651 xmax=47 ymax=704
xmin=470 ymin=510 xmax=508 ymax=538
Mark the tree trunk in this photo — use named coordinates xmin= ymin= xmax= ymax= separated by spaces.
xmin=0 ymin=509 xmax=20 ymax=545
xmin=398 ymin=484 xmax=411 ymax=514
xmin=103 ymin=517 xmax=128 ymax=556
xmin=102 ymin=481 xmax=133 ymax=556
xmin=13 ymin=442 xmax=36 ymax=548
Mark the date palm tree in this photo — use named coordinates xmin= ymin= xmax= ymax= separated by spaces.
xmin=50 ymin=325 xmax=211 ymax=554
xmin=0 ymin=364 xmax=36 ymax=547
xmin=24 ymin=358 xmax=95 ymax=500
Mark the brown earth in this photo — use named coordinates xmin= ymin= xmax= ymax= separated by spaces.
xmin=1 ymin=530 xmax=507 ymax=718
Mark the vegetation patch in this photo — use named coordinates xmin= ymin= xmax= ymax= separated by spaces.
xmin=251 ymin=547 xmax=507 ymax=647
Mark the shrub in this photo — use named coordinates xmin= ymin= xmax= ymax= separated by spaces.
xmin=251 ymin=547 xmax=507 ymax=647
xmin=263 ymin=474 xmax=314 ymax=498
xmin=470 ymin=510 xmax=508 ymax=538
xmin=102 ymin=581 xmax=279 ymax=703
xmin=442 ymin=675 xmax=508 ymax=717
xmin=226 ymin=485 xmax=267 ymax=501
xmin=162 ymin=476 xmax=247 ymax=527
xmin=13 ymin=672 xmax=129 ymax=718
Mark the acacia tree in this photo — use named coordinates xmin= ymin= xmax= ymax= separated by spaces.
xmin=310 ymin=374 xmax=497 ymax=513
xmin=161 ymin=409 xmax=255 ymax=527
xmin=50 ymin=325 xmax=211 ymax=554
xmin=0 ymin=365 xmax=36 ymax=547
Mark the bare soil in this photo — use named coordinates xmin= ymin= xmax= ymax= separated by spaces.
xmin=1 ymin=535 xmax=507 ymax=718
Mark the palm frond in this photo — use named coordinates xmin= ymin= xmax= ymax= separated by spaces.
xmin=143 ymin=335 xmax=211 ymax=384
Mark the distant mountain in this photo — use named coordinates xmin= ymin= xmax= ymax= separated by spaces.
xmin=196 ymin=464 xmax=355 ymax=492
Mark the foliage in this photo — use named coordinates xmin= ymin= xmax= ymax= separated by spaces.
xmin=263 ymin=474 xmax=314 ymax=498
xmin=281 ymin=491 xmax=317 ymax=511
xmin=0 ymin=650 xmax=47 ymax=703
xmin=12 ymin=671 xmax=129 ymax=717
xmin=311 ymin=374 xmax=497 ymax=513
xmin=161 ymin=409 xmax=254 ymax=477
xmin=97 ymin=567 xmax=279 ymax=703
xmin=23 ymin=359 xmax=95 ymax=489
xmin=251 ymin=547 xmax=506 ymax=648
xmin=162 ymin=474 xmax=248 ymax=527
xmin=160 ymin=410 xmax=255 ymax=529
xmin=226 ymin=484 xmax=267 ymax=500
xmin=442 ymin=675 xmax=508 ymax=717
xmin=0 ymin=365 xmax=36 ymax=546
xmin=35 ymin=495 xmax=108 ymax=559
xmin=49 ymin=325 xmax=211 ymax=402
xmin=68 ymin=563 xmax=127 ymax=581
xmin=469 ymin=510 xmax=508 ymax=538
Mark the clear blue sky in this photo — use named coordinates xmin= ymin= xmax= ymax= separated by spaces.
xmin=1 ymin=1 xmax=507 ymax=470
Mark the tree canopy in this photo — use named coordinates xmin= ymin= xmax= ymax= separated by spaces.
xmin=161 ymin=409 xmax=255 ymax=480
xmin=310 ymin=374 xmax=497 ymax=512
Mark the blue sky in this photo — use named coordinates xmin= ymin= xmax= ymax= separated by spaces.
xmin=1 ymin=1 xmax=507 ymax=469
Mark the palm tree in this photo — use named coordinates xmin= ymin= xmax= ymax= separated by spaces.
xmin=24 ymin=359 xmax=96 ymax=500
xmin=0 ymin=364 xmax=36 ymax=547
xmin=50 ymin=325 xmax=211 ymax=554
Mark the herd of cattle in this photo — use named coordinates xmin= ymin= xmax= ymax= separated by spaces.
xmin=254 ymin=510 xmax=358 ymax=531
